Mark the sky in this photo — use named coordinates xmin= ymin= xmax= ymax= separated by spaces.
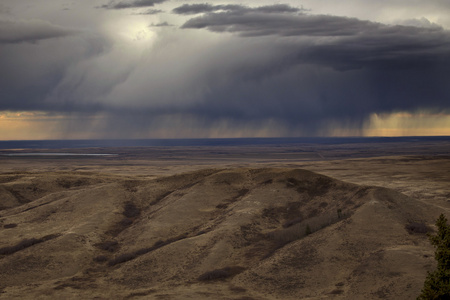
xmin=1 ymin=0 xmax=450 ymax=140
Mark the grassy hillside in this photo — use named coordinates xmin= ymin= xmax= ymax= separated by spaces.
xmin=0 ymin=168 xmax=445 ymax=299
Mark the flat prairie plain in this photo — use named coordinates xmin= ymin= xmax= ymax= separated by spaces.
xmin=0 ymin=140 xmax=449 ymax=299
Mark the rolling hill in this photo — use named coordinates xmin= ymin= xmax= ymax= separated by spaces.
xmin=0 ymin=168 xmax=444 ymax=299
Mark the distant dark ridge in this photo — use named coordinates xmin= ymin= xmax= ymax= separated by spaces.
xmin=0 ymin=136 xmax=449 ymax=149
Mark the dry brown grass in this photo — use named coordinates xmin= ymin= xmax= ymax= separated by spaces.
xmin=267 ymin=209 xmax=349 ymax=249
xmin=0 ymin=164 xmax=447 ymax=300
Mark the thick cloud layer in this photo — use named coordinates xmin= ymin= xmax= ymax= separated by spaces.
xmin=173 ymin=4 xmax=450 ymax=121
xmin=179 ymin=7 xmax=450 ymax=71
xmin=0 ymin=1 xmax=449 ymax=138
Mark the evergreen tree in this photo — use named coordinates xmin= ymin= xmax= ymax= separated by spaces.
xmin=417 ymin=214 xmax=450 ymax=299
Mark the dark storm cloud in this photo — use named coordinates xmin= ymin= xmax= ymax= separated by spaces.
xmin=172 ymin=4 xmax=301 ymax=15
xmin=150 ymin=63 xmax=449 ymax=133
xmin=181 ymin=9 xmax=383 ymax=37
xmin=101 ymin=0 xmax=166 ymax=10
xmin=129 ymin=5 xmax=450 ymax=132
xmin=299 ymin=25 xmax=450 ymax=71
xmin=0 ymin=19 xmax=77 ymax=44
xmin=2 ymin=1 xmax=450 ymax=137
xmin=181 ymin=8 xmax=450 ymax=71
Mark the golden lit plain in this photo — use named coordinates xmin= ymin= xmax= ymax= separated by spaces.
xmin=1 ymin=110 xmax=449 ymax=140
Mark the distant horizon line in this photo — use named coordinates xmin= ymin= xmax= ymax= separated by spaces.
xmin=1 ymin=135 xmax=450 ymax=142
xmin=1 ymin=136 xmax=449 ymax=150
